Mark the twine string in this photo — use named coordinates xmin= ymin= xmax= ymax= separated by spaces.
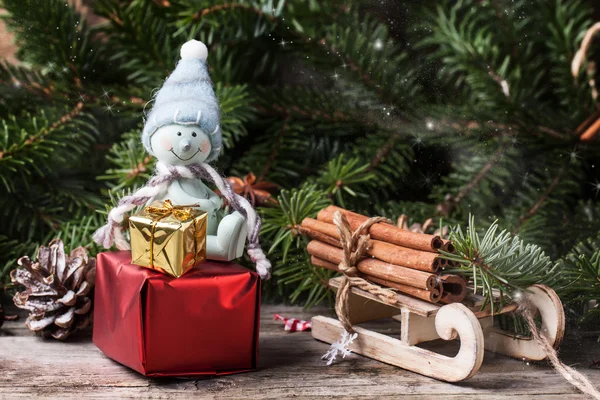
xmin=332 ymin=211 xmax=402 ymax=333
xmin=517 ymin=299 xmax=600 ymax=399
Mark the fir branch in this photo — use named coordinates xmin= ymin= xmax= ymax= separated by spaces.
xmin=234 ymin=87 xmax=367 ymax=184
xmin=317 ymin=155 xmax=377 ymax=208
xmin=257 ymin=115 xmax=289 ymax=182
xmin=351 ymin=129 xmax=413 ymax=203
xmin=542 ymin=0 xmax=594 ymax=120
xmin=306 ymin=10 xmax=418 ymax=109
xmin=127 ymin=155 xmax=154 ymax=180
xmin=430 ymin=114 xmax=570 ymax=141
xmin=517 ymin=166 xmax=567 ymax=226
xmin=266 ymin=103 xmax=351 ymax=123
xmin=254 ymin=86 xmax=353 ymax=123
xmin=261 ymin=184 xmax=331 ymax=261
xmin=261 ymin=184 xmax=333 ymax=307
xmin=503 ymin=153 xmax=584 ymax=256
xmin=0 ymin=102 xmax=84 ymax=161
xmin=216 ymin=83 xmax=254 ymax=148
xmin=436 ymin=144 xmax=508 ymax=216
xmin=51 ymin=214 xmax=104 ymax=256
xmin=0 ymin=62 xmax=54 ymax=102
xmin=0 ymin=103 xmax=98 ymax=194
xmin=99 ymin=130 xmax=153 ymax=191
xmin=193 ymin=3 xmax=277 ymax=22
xmin=316 ymin=37 xmax=380 ymax=98
xmin=368 ymin=134 xmax=399 ymax=171
xmin=556 ymin=234 xmax=600 ymax=321
xmin=169 ymin=0 xmax=285 ymax=48
xmin=443 ymin=215 xmax=557 ymax=311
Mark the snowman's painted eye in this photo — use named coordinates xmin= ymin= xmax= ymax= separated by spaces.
xmin=177 ymin=132 xmax=182 ymax=136
xmin=192 ymin=132 xmax=197 ymax=137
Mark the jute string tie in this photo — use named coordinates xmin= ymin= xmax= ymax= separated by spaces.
xmin=332 ymin=211 xmax=403 ymax=333
xmin=517 ymin=298 xmax=600 ymax=400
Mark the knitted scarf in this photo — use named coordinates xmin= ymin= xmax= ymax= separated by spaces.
xmin=93 ymin=161 xmax=271 ymax=279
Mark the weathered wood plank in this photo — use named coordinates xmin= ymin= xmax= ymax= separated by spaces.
xmin=0 ymin=305 xmax=599 ymax=399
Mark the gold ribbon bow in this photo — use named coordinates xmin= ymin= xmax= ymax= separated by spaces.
xmin=144 ymin=200 xmax=200 ymax=268
xmin=145 ymin=199 xmax=199 ymax=222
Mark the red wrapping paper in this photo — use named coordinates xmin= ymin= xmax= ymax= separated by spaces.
xmin=93 ymin=251 xmax=260 ymax=377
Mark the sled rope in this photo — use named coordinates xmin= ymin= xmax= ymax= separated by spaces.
xmin=332 ymin=211 xmax=399 ymax=334
xmin=518 ymin=300 xmax=600 ymax=400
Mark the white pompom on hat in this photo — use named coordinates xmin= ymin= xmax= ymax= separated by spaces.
xmin=180 ymin=39 xmax=208 ymax=61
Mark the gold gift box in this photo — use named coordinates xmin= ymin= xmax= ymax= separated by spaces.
xmin=129 ymin=200 xmax=207 ymax=278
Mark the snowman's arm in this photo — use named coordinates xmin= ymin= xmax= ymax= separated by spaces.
xmin=206 ymin=186 xmax=224 ymax=210
xmin=194 ymin=198 xmax=219 ymax=212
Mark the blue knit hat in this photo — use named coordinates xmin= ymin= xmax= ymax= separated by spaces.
xmin=142 ymin=40 xmax=222 ymax=162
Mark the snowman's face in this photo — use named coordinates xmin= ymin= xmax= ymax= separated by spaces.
xmin=150 ymin=124 xmax=212 ymax=166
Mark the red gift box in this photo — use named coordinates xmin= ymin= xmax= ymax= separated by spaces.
xmin=93 ymin=251 xmax=261 ymax=377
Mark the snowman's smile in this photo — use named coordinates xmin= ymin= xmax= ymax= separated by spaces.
xmin=170 ymin=148 xmax=201 ymax=161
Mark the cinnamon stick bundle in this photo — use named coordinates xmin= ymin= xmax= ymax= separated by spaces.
xmin=310 ymin=256 xmax=442 ymax=304
xmin=301 ymin=218 xmax=442 ymax=272
xmin=307 ymin=241 xmax=437 ymax=291
xmin=317 ymin=206 xmax=444 ymax=252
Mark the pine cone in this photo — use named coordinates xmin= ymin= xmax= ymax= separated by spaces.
xmin=11 ymin=239 xmax=96 ymax=340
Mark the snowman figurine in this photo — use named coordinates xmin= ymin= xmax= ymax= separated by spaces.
xmin=94 ymin=40 xmax=271 ymax=279
xmin=147 ymin=123 xmax=247 ymax=261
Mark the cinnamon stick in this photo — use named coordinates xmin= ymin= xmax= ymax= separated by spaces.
xmin=368 ymin=276 xmax=442 ymax=304
xmin=442 ymin=240 xmax=455 ymax=253
xmin=310 ymin=255 xmax=340 ymax=272
xmin=301 ymin=218 xmax=442 ymax=273
xmin=297 ymin=224 xmax=341 ymax=248
xmin=306 ymin=241 xmax=437 ymax=290
xmin=310 ymin=256 xmax=442 ymax=304
xmin=439 ymin=274 xmax=467 ymax=304
xmin=317 ymin=206 xmax=444 ymax=252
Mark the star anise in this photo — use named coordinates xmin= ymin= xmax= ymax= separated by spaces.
xmin=226 ymin=172 xmax=279 ymax=207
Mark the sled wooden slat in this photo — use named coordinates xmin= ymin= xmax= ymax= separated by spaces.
xmin=328 ymin=276 xmax=440 ymax=317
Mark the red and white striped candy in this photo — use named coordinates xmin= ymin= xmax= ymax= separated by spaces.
xmin=273 ymin=314 xmax=312 ymax=332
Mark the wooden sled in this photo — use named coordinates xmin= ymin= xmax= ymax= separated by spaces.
xmin=312 ymin=277 xmax=565 ymax=382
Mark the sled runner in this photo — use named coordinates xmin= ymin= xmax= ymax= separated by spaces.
xmin=311 ymin=277 xmax=565 ymax=382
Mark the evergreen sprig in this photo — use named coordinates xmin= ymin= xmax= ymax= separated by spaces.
xmin=557 ymin=235 xmax=600 ymax=307
xmin=317 ymin=155 xmax=375 ymax=207
xmin=443 ymin=216 xmax=558 ymax=311
xmin=0 ymin=105 xmax=97 ymax=192
xmin=261 ymin=184 xmax=331 ymax=261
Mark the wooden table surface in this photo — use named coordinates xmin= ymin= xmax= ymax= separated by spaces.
xmin=1 ymin=305 xmax=599 ymax=399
